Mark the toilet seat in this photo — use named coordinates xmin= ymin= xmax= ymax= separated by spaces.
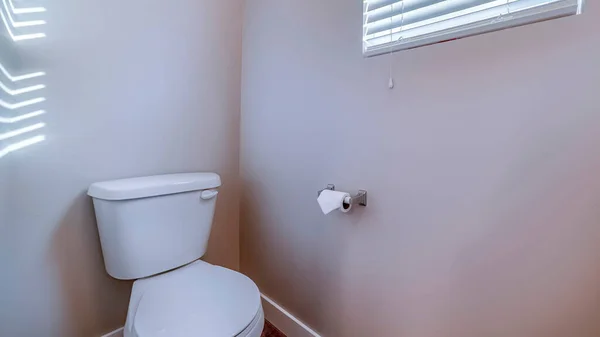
xmin=127 ymin=260 xmax=262 ymax=337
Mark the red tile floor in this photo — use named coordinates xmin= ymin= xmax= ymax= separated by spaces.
xmin=261 ymin=321 xmax=286 ymax=337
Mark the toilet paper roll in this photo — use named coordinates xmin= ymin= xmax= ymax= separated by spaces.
xmin=317 ymin=190 xmax=351 ymax=215
xmin=341 ymin=196 xmax=353 ymax=213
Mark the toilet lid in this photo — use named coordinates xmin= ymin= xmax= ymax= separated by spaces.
xmin=133 ymin=261 xmax=261 ymax=337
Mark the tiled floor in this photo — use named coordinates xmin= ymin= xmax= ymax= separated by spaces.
xmin=261 ymin=320 xmax=286 ymax=337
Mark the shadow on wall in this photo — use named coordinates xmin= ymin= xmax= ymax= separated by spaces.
xmin=51 ymin=193 xmax=131 ymax=337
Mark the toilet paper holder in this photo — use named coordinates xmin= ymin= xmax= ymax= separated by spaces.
xmin=317 ymin=184 xmax=368 ymax=207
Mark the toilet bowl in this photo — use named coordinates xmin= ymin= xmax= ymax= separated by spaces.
xmin=126 ymin=260 xmax=264 ymax=337
xmin=88 ymin=173 xmax=263 ymax=337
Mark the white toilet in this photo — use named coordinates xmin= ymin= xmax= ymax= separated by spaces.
xmin=88 ymin=173 xmax=264 ymax=337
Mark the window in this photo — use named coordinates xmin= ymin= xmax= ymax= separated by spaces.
xmin=363 ymin=0 xmax=585 ymax=56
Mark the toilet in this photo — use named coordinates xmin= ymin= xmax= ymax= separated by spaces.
xmin=88 ymin=173 xmax=264 ymax=337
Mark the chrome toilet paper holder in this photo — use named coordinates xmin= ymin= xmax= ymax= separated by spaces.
xmin=317 ymin=184 xmax=368 ymax=207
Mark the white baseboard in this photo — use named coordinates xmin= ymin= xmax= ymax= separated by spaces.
xmin=261 ymin=294 xmax=322 ymax=337
xmin=100 ymin=327 xmax=123 ymax=337
xmin=97 ymin=295 xmax=321 ymax=337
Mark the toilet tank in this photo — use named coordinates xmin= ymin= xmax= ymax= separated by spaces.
xmin=88 ymin=173 xmax=221 ymax=280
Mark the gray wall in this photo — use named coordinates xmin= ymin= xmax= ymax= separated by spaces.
xmin=0 ymin=0 xmax=243 ymax=336
xmin=0 ymin=163 xmax=8 ymax=225
xmin=241 ymin=1 xmax=600 ymax=336
xmin=0 ymin=163 xmax=12 ymax=284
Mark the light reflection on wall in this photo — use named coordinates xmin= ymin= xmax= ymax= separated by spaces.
xmin=0 ymin=0 xmax=46 ymax=159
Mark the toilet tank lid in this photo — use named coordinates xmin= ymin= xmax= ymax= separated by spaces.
xmin=88 ymin=173 xmax=221 ymax=201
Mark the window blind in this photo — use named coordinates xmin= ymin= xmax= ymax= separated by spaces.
xmin=363 ymin=0 xmax=583 ymax=56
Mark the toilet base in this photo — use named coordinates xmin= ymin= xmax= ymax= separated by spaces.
xmin=238 ymin=306 xmax=265 ymax=337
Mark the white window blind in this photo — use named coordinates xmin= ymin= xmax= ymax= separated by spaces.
xmin=363 ymin=0 xmax=584 ymax=56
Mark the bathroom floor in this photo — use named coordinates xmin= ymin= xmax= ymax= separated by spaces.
xmin=261 ymin=321 xmax=286 ymax=337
